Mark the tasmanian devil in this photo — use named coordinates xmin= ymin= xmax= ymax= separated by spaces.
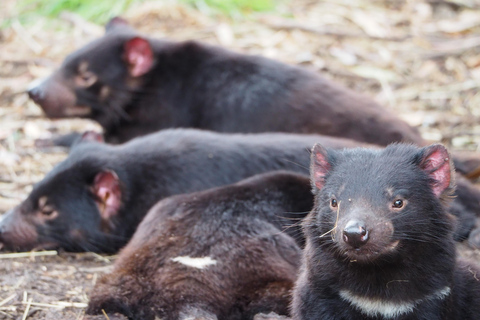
xmin=27 ymin=17 xmax=423 ymax=147
xmin=84 ymin=171 xmax=312 ymax=320
xmin=291 ymin=143 xmax=480 ymax=320
xmin=0 ymin=129 xmax=360 ymax=253
xmin=1 ymin=130 xmax=479 ymax=253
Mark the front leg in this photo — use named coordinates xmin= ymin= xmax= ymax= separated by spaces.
xmin=292 ymin=280 xmax=351 ymax=320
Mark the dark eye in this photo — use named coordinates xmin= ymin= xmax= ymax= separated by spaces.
xmin=78 ymin=71 xmax=97 ymax=87
xmin=81 ymin=73 xmax=91 ymax=81
xmin=330 ymin=198 xmax=338 ymax=208
xmin=392 ymin=199 xmax=404 ymax=209
xmin=76 ymin=61 xmax=97 ymax=87
xmin=42 ymin=206 xmax=55 ymax=216
xmin=37 ymin=197 xmax=58 ymax=219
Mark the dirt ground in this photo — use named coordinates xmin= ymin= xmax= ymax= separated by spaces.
xmin=2 ymin=0 xmax=480 ymax=319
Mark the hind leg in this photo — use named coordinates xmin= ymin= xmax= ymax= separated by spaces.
xmin=85 ymin=273 xmax=156 ymax=320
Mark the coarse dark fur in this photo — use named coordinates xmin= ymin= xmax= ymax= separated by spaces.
xmin=27 ymin=17 xmax=423 ymax=147
xmin=0 ymin=129 xmax=359 ymax=253
xmin=1 ymin=130 xmax=479 ymax=253
xmin=85 ymin=171 xmax=313 ymax=320
xmin=291 ymin=143 xmax=480 ymax=320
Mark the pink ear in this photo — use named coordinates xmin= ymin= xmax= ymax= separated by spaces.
xmin=93 ymin=170 xmax=122 ymax=221
xmin=311 ymin=144 xmax=331 ymax=190
xmin=123 ymin=37 xmax=154 ymax=77
xmin=81 ymin=131 xmax=104 ymax=143
xmin=419 ymin=144 xmax=452 ymax=198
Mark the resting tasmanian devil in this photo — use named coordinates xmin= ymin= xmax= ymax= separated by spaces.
xmin=292 ymin=143 xmax=480 ymax=320
xmin=27 ymin=17 xmax=423 ymax=147
xmin=0 ymin=129 xmax=360 ymax=253
xmin=1 ymin=130 xmax=479 ymax=253
xmin=85 ymin=171 xmax=312 ymax=320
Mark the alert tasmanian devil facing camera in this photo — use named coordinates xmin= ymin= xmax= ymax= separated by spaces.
xmin=27 ymin=17 xmax=423 ymax=147
xmin=292 ymin=143 xmax=480 ymax=320
xmin=85 ymin=171 xmax=313 ymax=320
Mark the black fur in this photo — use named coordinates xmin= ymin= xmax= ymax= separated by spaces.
xmin=85 ymin=171 xmax=313 ymax=320
xmin=1 ymin=131 xmax=479 ymax=253
xmin=27 ymin=19 xmax=423 ymax=146
xmin=0 ymin=130 xmax=350 ymax=253
xmin=292 ymin=144 xmax=480 ymax=320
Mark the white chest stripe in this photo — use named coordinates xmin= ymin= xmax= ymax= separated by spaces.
xmin=339 ymin=286 xmax=451 ymax=318
xmin=171 ymin=256 xmax=217 ymax=269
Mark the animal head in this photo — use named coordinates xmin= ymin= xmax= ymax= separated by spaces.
xmin=0 ymin=144 xmax=125 ymax=253
xmin=307 ymin=143 xmax=455 ymax=263
xmin=27 ymin=17 xmax=155 ymax=126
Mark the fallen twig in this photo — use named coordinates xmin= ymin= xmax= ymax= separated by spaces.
xmin=102 ymin=309 xmax=111 ymax=320
xmin=20 ymin=300 xmax=88 ymax=309
xmin=21 ymin=298 xmax=32 ymax=320
xmin=0 ymin=251 xmax=58 ymax=259
xmin=0 ymin=294 xmax=16 ymax=307
xmin=56 ymin=301 xmax=88 ymax=308
xmin=0 ymin=309 xmax=16 ymax=318
xmin=21 ymin=301 xmax=63 ymax=310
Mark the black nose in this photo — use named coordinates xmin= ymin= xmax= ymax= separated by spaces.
xmin=27 ymin=86 xmax=44 ymax=103
xmin=343 ymin=220 xmax=369 ymax=248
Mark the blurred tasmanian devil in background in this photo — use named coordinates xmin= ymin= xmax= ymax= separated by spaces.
xmin=0 ymin=129 xmax=348 ymax=253
xmin=27 ymin=17 xmax=423 ymax=146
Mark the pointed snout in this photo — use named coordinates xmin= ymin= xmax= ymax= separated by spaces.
xmin=0 ymin=210 xmax=11 ymax=250
xmin=343 ymin=220 xmax=369 ymax=248
xmin=27 ymin=77 xmax=47 ymax=104
xmin=26 ymin=75 xmax=78 ymax=118
xmin=0 ymin=207 xmax=39 ymax=251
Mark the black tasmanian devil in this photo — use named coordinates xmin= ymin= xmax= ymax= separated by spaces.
xmin=27 ymin=17 xmax=423 ymax=147
xmin=1 ymin=130 xmax=479 ymax=253
xmin=0 ymin=130 xmax=357 ymax=253
xmin=85 ymin=171 xmax=313 ymax=320
xmin=292 ymin=143 xmax=480 ymax=320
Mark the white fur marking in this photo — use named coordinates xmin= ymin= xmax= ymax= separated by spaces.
xmin=339 ymin=286 xmax=451 ymax=318
xmin=171 ymin=256 xmax=217 ymax=269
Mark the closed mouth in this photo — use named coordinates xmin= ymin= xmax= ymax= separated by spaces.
xmin=344 ymin=247 xmax=379 ymax=260
xmin=342 ymin=240 xmax=399 ymax=262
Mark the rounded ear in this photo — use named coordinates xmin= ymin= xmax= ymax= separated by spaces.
xmin=105 ymin=16 xmax=130 ymax=33
xmin=310 ymin=143 xmax=332 ymax=191
xmin=123 ymin=37 xmax=154 ymax=77
xmin=80 ymin=131 xmax=104 ymax=144
xmin=93 ymin=170 xmax=122 ymax=221
xmin=418 ymin=144 xmax=454 ymax=198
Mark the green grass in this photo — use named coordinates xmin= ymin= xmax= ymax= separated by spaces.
xmin=6 ymin=0 xmax=281 ymax=30
xmin=181 ymin=0 xmax=277 ymax=15
xmin=13 ymin=0 xmax=143 ymax=25
xmin=13 ymin=0 xmax=279 ymax=25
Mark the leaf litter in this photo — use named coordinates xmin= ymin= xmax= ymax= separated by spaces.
xmin=1 ymin=0 xmax=480 ymax=318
